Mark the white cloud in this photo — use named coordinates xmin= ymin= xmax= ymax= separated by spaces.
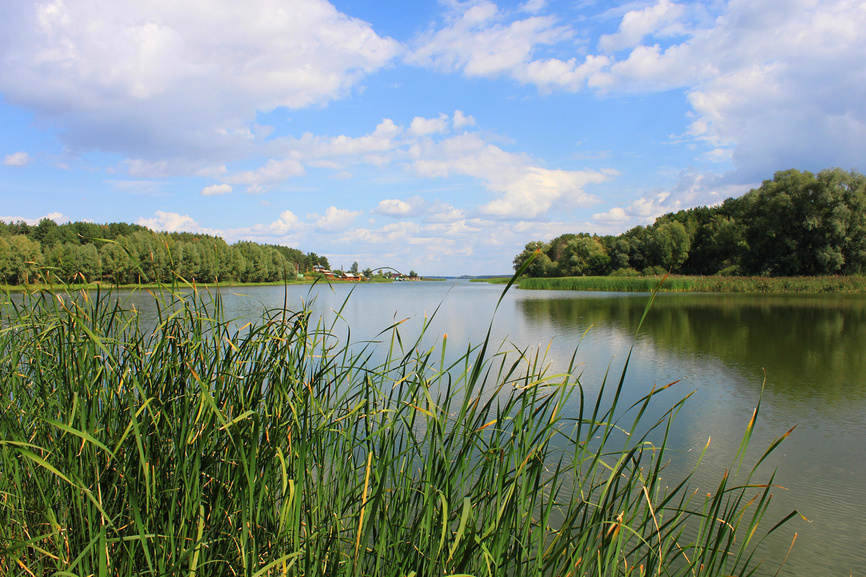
xmin=308 ymin=206 xmax=362 ymax=232
xmin=0 ymin=212 xmax=68 ymax=225
xmin=223 ymin=112 xmax=611 ymax=221
xmin=591 ymin=206 xmax=630 ymax=225
xmin=340 ymin=221 xmax=422 ymax=245
xmin=374 ymin=196 xmax=427 ymax=217
xmin=409 ymin=114 xmax=450 ymax=137
xmin=452 ymin=110 xmax=476 ymax=130
xmin=425 ymin=202 xmax=466 ymax=222
xmin=520 ymin=0 xmax=547 ymax=14
xmin=3 ymin=151 xmax=32 ymax=166
xmin=590 ymin=170 xmax=756 ymax=228
xmin=225 ymin=159 xmax=306 ymax=185
xmin=201 ymin=184 xmax=232 ymax=196
xmin=407 ymin=1 xmax=573 ymax=81
xmin=479 ymin=166 xmax=613 ymax=218
xmin=0 ymin=0 xmax=400 ymax=166
xmin=137 ymin=210 xmax=220 ymax=235
xmin=592 ymin=0 xmax=866 ymax=179
xmin=409 ymin=133 xmax=614 ymax=218
xmin=229 ymin=119 xmax=404 ymax=186
xmin=598 ymin=0 xmax=686 ymax=53
xmin=229 ymin=210 xmax=303 ymax=239
xmin=406 ymin=0 xmax=866 ymax=187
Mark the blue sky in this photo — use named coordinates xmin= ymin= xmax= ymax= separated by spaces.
xmin=1 ymin=0 xmax=864 ymax=275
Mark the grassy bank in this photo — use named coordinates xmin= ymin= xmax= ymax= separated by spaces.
xmin=517 ymin=274 xmax=866 ymax=293
xmin=0 ymin=283 xmax=796 ymax=576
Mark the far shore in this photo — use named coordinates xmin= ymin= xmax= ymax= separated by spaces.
xmin=476 ymin=274 xmax=866 ymax=294
xmin=1 ymin=276 xmax=399 ymax=293
xmin=6 ymin=274 xmax=866 ymax=294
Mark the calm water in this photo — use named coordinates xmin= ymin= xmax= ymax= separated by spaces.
xmin=30 ymin=281 xmax=866 ymax=575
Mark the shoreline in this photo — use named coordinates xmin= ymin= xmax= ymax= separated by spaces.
xmin=477 ymin=274 xmax=866 ymax=294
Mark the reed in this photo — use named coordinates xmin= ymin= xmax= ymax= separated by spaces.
xmin=0 ymin=278 xmax=797 ymax=576
xmin=518 ymin=274 xmax=866 ymax=293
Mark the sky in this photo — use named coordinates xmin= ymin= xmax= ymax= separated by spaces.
xmin=1 ymin=0 xmax=864 ymax=276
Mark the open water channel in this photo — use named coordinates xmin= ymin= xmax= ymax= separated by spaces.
xmin=81 ymin=280 xmax=866 ymax=575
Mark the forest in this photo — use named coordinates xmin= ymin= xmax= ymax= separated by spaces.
xmin=0 ymin=219 xmax=329 ymax=285
xmin=514 ymin=168 xmax=866 ymax=277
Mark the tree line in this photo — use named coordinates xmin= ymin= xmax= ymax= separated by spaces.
xmin=0 ymin=219 xmax=331 ymax=285
xmin=514 ymin=168 xmax=866 ymax=278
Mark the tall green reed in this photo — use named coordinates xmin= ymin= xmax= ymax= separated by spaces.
xmin=0 ymin=275 xmax=798 ymax=576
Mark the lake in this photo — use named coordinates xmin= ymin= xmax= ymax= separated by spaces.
xmin=63 ymin=280 xmax=866 ymax=575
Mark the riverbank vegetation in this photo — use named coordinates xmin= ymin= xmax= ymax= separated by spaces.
xmin=518 ymin=274 xmax=866 ymax=293
xmin=0 ymin=278 xmax=798 ymax=576
xmin=514 ymin=168 xmax=866 ymax=279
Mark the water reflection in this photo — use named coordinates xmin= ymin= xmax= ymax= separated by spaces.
xmin=518 ymin=293 xmax=866 ymax=403
xmin=516 ymin=290 xmax=866 ymax=577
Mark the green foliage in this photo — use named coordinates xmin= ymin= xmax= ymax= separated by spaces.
xmin=0 ymin=220 xmax=311 ymax=286
xmin=0 ymin=284 xmax=797 ymax=576
xmin=0 ymin=235 xmax=41 ymax=284
xmin=515 ymin=167 xmax=866 ymax=279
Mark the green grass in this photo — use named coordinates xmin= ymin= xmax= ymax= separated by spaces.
xmin=0 ymin=279 xmax=798 ymax=576
xmin=518 ymin=274 xmax=866 ymax=293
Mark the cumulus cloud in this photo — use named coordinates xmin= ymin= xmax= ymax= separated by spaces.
xmin=137 ymin=211 xmax=220 ymax=235
xmin=227 ymin=210 xmax=304 ymax=240
xmin=409 ymin=133 xmax=613 ymax=218
xmin=409 ymin=114 xmax=450 ymax=137
xmin=590 ymin=170 xmax=756 ymax=228
xmin=308 ymin=206 xmax=362 ymax=232
xmin=340 ymin=221 xmax=422 ymax=245
xmin=0 ymin=0 xmax=399 ymax=166
xmin=218 ymin=111 xmax=608 ymax=221
xmin=406 ymin=0 xmax=866 ymax=186
xmin=224 ymin=159 xmax=306 ymax=185
xmin=591 ymin=206 xmax=630 ymax=225
xmin=3 ymin=152 xmax=32 ymax=166
xmin=425 ymin=202 xmax=466 ymax=223
xmin=452 ymin=110 xmax=476 ymax=129
xmin=598 ymin=0 xmax=686 ymax=53
xmin=0 ymin=212 xmax=68 ymax=225
xmin=407 ymin=0 xmax=583 ymax=90
xmin=201 ymin=184 xmax=232 ymax=196
xmin=374 ymin=196 xmax=426 ymax=217
xmin=592 ymin=0 xmax=866 ymax=181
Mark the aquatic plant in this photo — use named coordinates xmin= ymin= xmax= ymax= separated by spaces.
xmin=0 ymin=275 xmax=797 ymax=576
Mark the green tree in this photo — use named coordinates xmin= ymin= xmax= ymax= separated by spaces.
xmin=644 ymin=222 xmax=690 ymax=272
xmin=0 ymin=235 xmax=41 ymax=284
xmin=513 ymin=241 xmax=554 ymax=277
xmin=557 ymin=236 xmax=609 ymax=276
